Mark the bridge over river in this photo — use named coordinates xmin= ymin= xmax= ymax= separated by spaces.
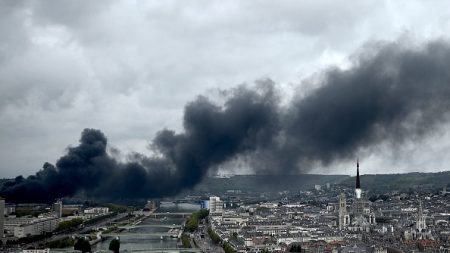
xmin=105 ymin=232 xmax=175 ymax=238
xmin=73 ymin=230 xmax=180 ymax=239
xmin=120 ymin=248 xmax=202 ymax=252
xmin=51 ymin=248 xmax=202 ymax=253
xmin=148 ymin=212 xmax=191 ymax=218
xmin=118 ymin=224 xmax=181 ymax=229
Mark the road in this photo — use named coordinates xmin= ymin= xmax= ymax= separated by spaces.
xmin=26 ymin=212 xmax=129 ymax=248
xmin=192 ymin=223 xmax=224 ymax=253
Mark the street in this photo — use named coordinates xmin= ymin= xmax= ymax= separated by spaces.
xmin=192 ymin=223 xmax=224 ymax=253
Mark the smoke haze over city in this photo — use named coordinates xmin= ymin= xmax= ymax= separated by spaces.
xmin=3 ymin=40 xmax=450 ymax=202
xmin=2 ymin=1 xmax=450 ymax=202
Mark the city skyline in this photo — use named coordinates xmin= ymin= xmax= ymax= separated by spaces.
xmin=1 ymin=158 xmax=449 ymax=252
xmin=3 ymin=2 xmax=450 ymax=252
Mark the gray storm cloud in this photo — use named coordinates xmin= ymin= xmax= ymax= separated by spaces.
xmin=2 ymin=39 xmax=450 ymax=203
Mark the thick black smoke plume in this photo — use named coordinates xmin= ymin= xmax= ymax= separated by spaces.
xmin=1 ymin=87 xmax=279 ymax=203
xmin=2 ymin=39 xmax=450 ymax=202
xmin=264 ymin=40 xmax=450 ymax=169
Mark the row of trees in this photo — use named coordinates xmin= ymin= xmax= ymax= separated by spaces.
xmin=55 ymin=218 xmax=83 ymax=232
xmin=185 ymin=209 xmax=209 ymax=232
xmin=207 ymin=226 xmax=275 ymax=253
xmin=45 ymin=237 xmax=75 ymax=248
xmin=207 ymin=226 xmax=236 ymax=253
xmin=84 ymin=212 xmax=116 ymax=226
xmin=103 ymin=203 xmax=128 ymax=213
xmin=5 ymin=233 xmax=52 ymax=245
xmin=222 ymin=241 xmax=237 ymax=253
xmin=207 ymin=226 xmax=221 ymax=244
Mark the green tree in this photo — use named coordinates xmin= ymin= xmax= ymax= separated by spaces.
xmin=56 ymin=218 xmax=83 ymax=232
xmin=197 ymin=209 xmax=209 ymax=219
xmin=289 ymin=243 xmax=302 ymax=252
xmin=46 ymin=237 xmax=75 ymax=248
xmin=180 ymin=233 xmax=191 ymax=248
xmin=109 ymin=237 xmax=120 ymax=253
xmin=185 ymin=209 xmax=209 ymax=232
xmin=207 ymin=227 xmax=221 ymax=244
xmin=222 ymin=241 xmax=236 ymax=253
xmin=74 ymin=237 xmax=91 ymax=253
xmin=104 ymin=203 xmax=128 ymax=213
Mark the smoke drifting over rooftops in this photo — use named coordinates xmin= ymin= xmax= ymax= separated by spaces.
xmin=2 ymin=39 xmax=450 ymax=203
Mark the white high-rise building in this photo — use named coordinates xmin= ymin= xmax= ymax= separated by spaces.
xmin=209 ymin=196 xmax=223 ymax=215
xmin=53 ymin=201 xmax=62 ymax=218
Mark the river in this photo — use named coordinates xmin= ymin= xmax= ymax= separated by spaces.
xmin=90 ymin=202 xmax=200 ymax=253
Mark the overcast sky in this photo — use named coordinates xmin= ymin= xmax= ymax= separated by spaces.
xmin=1 ymin=0 xmax=450 ymax=178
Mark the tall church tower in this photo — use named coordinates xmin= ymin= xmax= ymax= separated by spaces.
xmin=355 ymin=160 xmax=362 ymax=199
xmin=416 ymin=201 xmax=426 ymax=231
xmin=352 ymin=160 xmax=365 ymax=216
xmin=338 ymin=160 xmax=376 ymax=231
xmin=338 ymin=193 xmax=349 ymax=230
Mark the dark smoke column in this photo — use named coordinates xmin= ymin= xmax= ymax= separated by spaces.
xmin=3 ymin=39 xmax=450 ymax=203
xmin=269 ymin=40 xmax=450 ymax=170
xmin=0 ymin=84 xmax=280 ymax=203
xmin=0 ymin=129 xmax=114 ymax=203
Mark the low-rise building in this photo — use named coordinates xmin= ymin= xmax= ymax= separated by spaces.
xmin=23 ymin=249 xmax=50 ymax=253
xmin=83 ymin=207 xmax=109 ymax=216
xmin=12 ymin=216 xmax=58 ymax=238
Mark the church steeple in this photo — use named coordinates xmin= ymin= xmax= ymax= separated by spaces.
xmin=355 ymin=159 xmax=362 ymax=199
xmin=356 ymin=159 xmax=361 ymax=189
xmin=416 ymin=200 xmax=426 ymax=231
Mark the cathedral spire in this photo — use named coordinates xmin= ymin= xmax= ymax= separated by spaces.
xmin=355 ymin=159 xmax=362 ymax=199
xmin=416 ymin=200 xmax=426 ymax=231
xmin=356 ymin=159 xmax=361 ymax=189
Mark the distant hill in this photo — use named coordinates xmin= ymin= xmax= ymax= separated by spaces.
xmin=340 ymin=171 xmax=450 ymax=192
xmin=193 ymin=174 xmax=350 ymax=193
xmin=2 ymin=171 xmax=449 ymax=198
xmin=194 ymin=171 xmax=450 ymax=194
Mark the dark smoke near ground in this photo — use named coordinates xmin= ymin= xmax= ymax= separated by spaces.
xmin=2 ymin=39 xmax=450 ymax=203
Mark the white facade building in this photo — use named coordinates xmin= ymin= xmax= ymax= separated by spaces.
xmin=83 ymin=208 xmax=109 ymax=219
xmin=12 ymin=216 xmax=58 ymax=238
xmin=23 ymin=249 xmax=50 ymax=253
xmin=209 ymin=197 xmax=223 ymax=215
xmin=84 ymin=207 xmax=109 ymax=215
xmin=53 ymin=201 xmax=62 ymax=218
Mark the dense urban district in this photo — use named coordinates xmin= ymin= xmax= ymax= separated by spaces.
xmin=1 ymin=163 xmax=450 ymax=253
